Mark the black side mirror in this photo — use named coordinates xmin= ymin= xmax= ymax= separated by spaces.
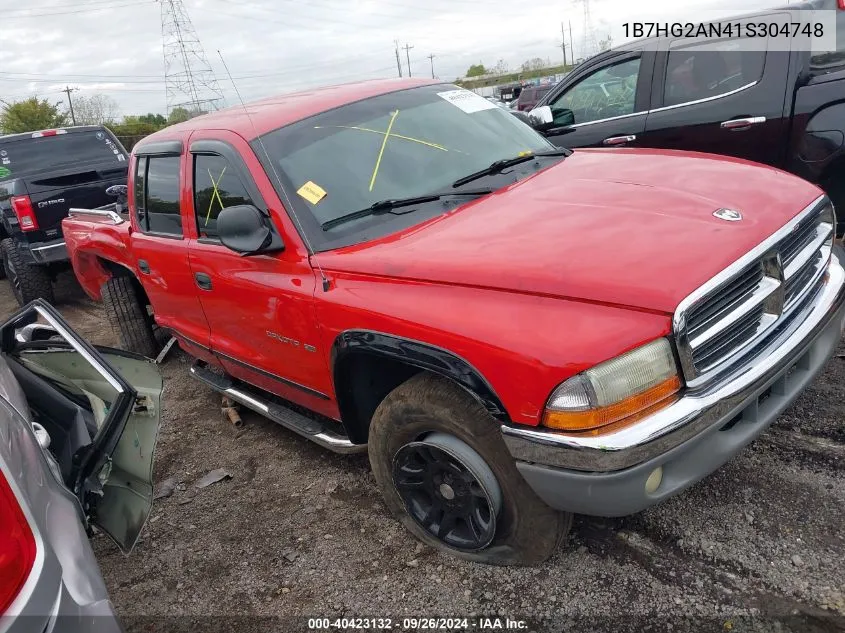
xmin=218 ymin=204 xmax=274 ymax=254
xmin=550 ymin=106 xmax=575 ymax=127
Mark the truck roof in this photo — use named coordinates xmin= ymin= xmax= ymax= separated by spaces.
xmin=141 ymin=78 xmax=440 ymax=145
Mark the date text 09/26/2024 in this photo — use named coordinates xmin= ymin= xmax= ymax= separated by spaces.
xmin=307 ymin=617 xmax=528 ymax=630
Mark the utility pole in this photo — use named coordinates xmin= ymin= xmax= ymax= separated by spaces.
xmin=394 ymin=40 xmax=403 ymax=77
xmin=62 ymin=86 xmax=77 ymax=125
xmin=569 ymin=21 xmax=574 ymax=62
xmin=560 ymin=22 xmax=567 ymax=67
xmin=426 ymin=53 xmax=436 ymax=78
xmin=402 ymin=43 xmax=414 ymax=77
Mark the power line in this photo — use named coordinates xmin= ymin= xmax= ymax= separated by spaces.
xmin=2 ymin=1 xmax=150 ymax=18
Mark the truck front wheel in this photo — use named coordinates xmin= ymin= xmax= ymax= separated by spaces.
xmin=368 ymin=373 xmax=571 ymax=565
xmin=1 ymin=238 xmax=54 ymax=306
xmin=100 ymin=276 xmax=159 ymax=358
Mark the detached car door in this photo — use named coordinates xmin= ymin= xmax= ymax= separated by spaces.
xmin=539 ymin=47 xmax=655 ymax=148
xmin=1 ymin=300 xmax=163 ymax=551
xmin=641 ymin=17 xmax=791 ymax=166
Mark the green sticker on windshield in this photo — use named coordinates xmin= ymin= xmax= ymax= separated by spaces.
xmin=0 ymin=166 xmax=10 ymax=179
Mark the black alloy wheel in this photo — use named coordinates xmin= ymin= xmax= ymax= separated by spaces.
xmin=392 ymin=432 xmax=503 ymax=551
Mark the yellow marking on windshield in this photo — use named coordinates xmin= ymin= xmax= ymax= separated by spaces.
xmin=205 ymin=167 xmax=227 ymax=226
xmin=369 ymin=109 xmax=399 ymax=192
xmin=314 ymin=125 xmax=449 ymax=152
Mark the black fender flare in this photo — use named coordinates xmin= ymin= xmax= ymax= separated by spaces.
xmin=331 ymin=330 xmax=510 ymax=442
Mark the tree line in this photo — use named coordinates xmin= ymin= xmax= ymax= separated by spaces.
xmin=0 ymin=95 xmax=202 ymax=150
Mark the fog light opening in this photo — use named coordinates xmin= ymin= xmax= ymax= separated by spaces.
xmin=645 ymin=466 xmax=663 ymax=495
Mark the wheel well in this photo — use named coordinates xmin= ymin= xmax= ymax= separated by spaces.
xmin=96 ymin=257 xmax=152 ymax=312
xmin=334 ymin=352 xmax=421 ymax=444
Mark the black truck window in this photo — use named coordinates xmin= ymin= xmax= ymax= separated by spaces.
xmin=193 ymin=154 xmax=255 ymax=239
xmin=143 ymin=156 xmax=183 ymax=237
xmin=0 ymin=129 xmax=126 ymax=180
xmin=548 ymin=57 xmax=641 ymax=125
xmin=663 ymin=40 xmax=765 ymax=107
xmin=811 ymin=7 xmax=845 ymax=70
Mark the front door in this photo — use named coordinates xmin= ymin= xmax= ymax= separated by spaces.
xmin=128 ymin=148 xmax=211 ymax=351
xmin=184 ymin=135 xmax=334 ymax=417
xmin=542 ymin=50 xmax=654 ymax=149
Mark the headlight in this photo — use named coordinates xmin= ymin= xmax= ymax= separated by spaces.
xmin=542 ymin=338 xmax=681 ymax=432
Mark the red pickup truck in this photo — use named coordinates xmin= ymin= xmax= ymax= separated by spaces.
xmin=62 ymin=78 xmax=845 ymax=565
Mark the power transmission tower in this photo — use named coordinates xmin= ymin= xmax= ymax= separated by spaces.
xmin=402 ymin=43 xmax=414 ymax=78
xmin=394 ymin=40 xmax=403 ymax=77
xmin=575 ymin=0 xmax=598 ymax=60
xmin=62 ymin=86 xmax=77 ymax=125
xmin=426 ymin=53 xmax=436 ymax=78
xmin=159 ymin=0 xmax=225 ymax=117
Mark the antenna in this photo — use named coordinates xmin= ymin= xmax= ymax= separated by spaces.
xmin=160 ymin=0 xmax=225 ymax=117
xmin=217 ymin=50 xmax=331 ymax=292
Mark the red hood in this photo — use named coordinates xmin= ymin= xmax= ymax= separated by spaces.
xmin=317 ymin=148 xmax=824 ymax=313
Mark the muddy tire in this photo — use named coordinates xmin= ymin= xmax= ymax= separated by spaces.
xmin=368 ymin=372 xmax=571 ymax=566
xmin=101 ymin=276 xmax=159 ymax=358
xmin=1 ymin=238 xmax=53 ymax=306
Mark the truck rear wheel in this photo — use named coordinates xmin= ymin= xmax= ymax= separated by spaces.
xmin=101 ymin=276 xmax=159 ymax=358
xmin=368 ymin=373 xmax=571 ymax=566
xmin=1 ymin=238 xmax=54 ymax=306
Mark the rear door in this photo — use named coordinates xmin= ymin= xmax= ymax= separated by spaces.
xmin=540 ymin=48 xmax=655 ymax=149
xmin=641 ymin=15 xmax=791 ymax=165
xmin=129 ymin=142 xmax=211 ymax=352
xmin=0 ymin=128 xmax=128 ymax=241
xmin=1 ymin=300 xmax=163 ymax=552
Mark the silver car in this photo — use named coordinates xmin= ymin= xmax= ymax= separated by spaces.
xmin=0 ymin=300 xmax=162 ymax=633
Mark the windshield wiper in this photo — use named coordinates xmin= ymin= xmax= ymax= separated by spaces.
xmin=321 ymin=188 xmax=493 ymax=231
xmin=451 ymin=148 xmax=572 ymax=188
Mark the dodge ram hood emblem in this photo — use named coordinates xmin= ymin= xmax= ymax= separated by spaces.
xmin=713 ymin=208 xmax=742 ymax=222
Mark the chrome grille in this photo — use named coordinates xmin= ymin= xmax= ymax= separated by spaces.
xmin=675 ymin=196 xmax=834 ymax=387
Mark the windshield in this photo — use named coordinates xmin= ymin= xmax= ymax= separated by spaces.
xmin=254 ymin=83 xmax=555 ymax=250
xmin=0 ymin=129 xmax=127 ymax=181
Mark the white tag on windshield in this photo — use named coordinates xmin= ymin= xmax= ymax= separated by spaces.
xmin=437 ymin=90 xmax=498 ymax=114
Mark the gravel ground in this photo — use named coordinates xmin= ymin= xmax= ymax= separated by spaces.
xmin=2 ymin=272 xmax=844 ymax=633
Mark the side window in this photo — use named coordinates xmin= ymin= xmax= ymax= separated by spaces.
xmin=193 ymin=154 xmax=256 ymax=239
xmin=144 ymin=156 xmax=183 ymax=237
xmin=134 ymin=156 xmax=146 ymax=227
xmin=549 ymin=57 xmax=641 ymax=125
xmin=663 ymin=40 xmax=764 ymax=107
xmin=810 ymin=8 xmax=845 ymax=71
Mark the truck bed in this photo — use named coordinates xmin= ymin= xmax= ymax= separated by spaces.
xmin=62 ymin=205 xmax=134 ymax=301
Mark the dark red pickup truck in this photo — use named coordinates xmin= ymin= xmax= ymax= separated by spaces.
xmin=62 ymin=78 xmax=845 ymax=565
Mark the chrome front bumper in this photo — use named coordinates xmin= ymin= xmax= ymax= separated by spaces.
xmin=502 ymin=247 xmax=845 ymax=475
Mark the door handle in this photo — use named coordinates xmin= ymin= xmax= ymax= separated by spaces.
xmin=720 ymin=116 xmax=766 ymax=130
xmin=138 ymin=260 xmax=150 ymax=275
xmin=603 ymin=135 xmax=636 ymax=146
xmin=194 ymin=272 xmax=212 ymax=291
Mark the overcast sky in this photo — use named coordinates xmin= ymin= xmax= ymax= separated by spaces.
xmin=0 ymin=0 xmax=773 ymax=117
